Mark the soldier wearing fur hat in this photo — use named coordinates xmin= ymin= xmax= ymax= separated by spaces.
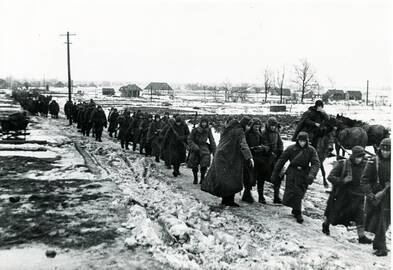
xmin=322 ymin=146 xmax=372 ymax=244
xmin=292 ymin=100 xmax=329 ymax=148
xmin=187 ymin=117 xmax=216 ymax=184
xmin=362 ymin=138 xmax=391 ymax=256
xmin=271 ymin=131 xmax=320 ymax=223
xmin=147 ymin=114 xmax=164 ymax=162
xmin=90 ymin=105 xmax=107 ymax=142
xmin=242 ymin=118 xmax=270 ymax=204
xmin=139 ymin=114 xmax=153 ymax=155
xmin=161 ymin=115 xmax=190 ymax=177
xmin=108 ymin=108 xmax=119 ymax=138
xmin=260 ymin=116 xmax=284 ymax=204
xmin=131 ymin=112 xmax=145 ymax=152
xmin=118 ymin=110 xmax=133 ymax=150
xmin=202 ymin=116 xmax=253 ymax=207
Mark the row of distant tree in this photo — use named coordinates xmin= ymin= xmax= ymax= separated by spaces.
xmin=1 ymin=59 xmax=322 ymax=103
xmin=185 ymin=59 xmax=319 ymax=103
xmin=0 ymin=77 xmax=116 ymax=90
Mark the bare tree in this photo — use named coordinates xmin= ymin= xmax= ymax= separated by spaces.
xmin=254 ymin=86 xmax=261 ymax=102
xmin=210 ymin=86 xmax=220 ymax=102
xmin=327 ymin=76 xmax=336 ymax=90
xmin=293 ymin=59 xmax=315 ymax=103
xmin=221 ymin=80 xmax=232 ymax=102
xmin=264 ymin=68 xmax=273 ymax=103
xmin=276 ymin=67 xmax=285 ymax=104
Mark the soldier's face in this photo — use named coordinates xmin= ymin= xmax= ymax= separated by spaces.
xmin=253 ymin=125 xmax=260 ymax=132
xmin=354 ymin=157 xmax=363 ymax=164
xmin=381 ymin=150 xmax=390 ymax=159
xmin=201 ymin=121 xmax=208 ymax=128
xmin=270 ymin=125 xmax=276 ymax=131
xmin=298 ymin=140 xmax=307 ymax=148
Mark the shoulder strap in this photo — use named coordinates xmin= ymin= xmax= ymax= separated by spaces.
xmin=375 ymin=155 xmax=379 ymax=184
xmin=289 ymin=148 xmax=304 ymax=165
xmin=339 ymin=159 xmax=351 ymax=181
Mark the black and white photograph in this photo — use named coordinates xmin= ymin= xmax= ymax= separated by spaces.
xmin=0 ymin=0 xmax=391 ymax=269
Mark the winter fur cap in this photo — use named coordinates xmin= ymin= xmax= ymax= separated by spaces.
xmin=239 ymin=116 xmax=252 ymax=130
xmin=297 ymin=131 xmax=309 ymax=141
xmin=154 ymin=114 xmax=160 ymax=119
xmin=251 ymin=118 xmax=262 ymax=126
xmin=200 ymin=117 xmax=208 ymax=125
xmin=315 ymin=100 xmax=324 ymax=108
xmin=351 ymin=145 xmax=365 ymax=158
xmin=267 ymin=117 xmax=278 ymax=127
xmin=380 ymin=138 xmax=391 ymax=151
xmin=175 ymin=115 xmax=182 ymax=123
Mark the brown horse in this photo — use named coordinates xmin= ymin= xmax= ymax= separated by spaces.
xmin=334 ymin=114 xmax=387 ymax=158
xmin=363 ymin=124 xmax=390 ymax=153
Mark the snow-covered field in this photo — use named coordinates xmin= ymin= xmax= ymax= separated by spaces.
xmin=0 ymin=90 xmax=391 ymax=269
xmin=0 ymin=108 xmax=390 ymax=269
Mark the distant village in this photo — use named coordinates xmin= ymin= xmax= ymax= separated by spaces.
xmin=0 ymin=77 xmax=390 ymax=106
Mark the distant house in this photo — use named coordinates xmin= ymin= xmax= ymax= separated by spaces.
xmin=144 ymin=82 xmax=173 ymax=97
xmin=228 ymin=87 xmax=249 ymax=102
xmin=270 ymin=88 xmax=291 ymax=96
xmin=346 ymin=90 xmax=362 ymax=100
xmin=303 ymin=90 xmax=315 ymax=99
xmin=102 ymin=88 xmax=115 ymax=96
xmin=54 ymin=81 xmax=65 ymax=88
xmin=119 ymin=84 xmax=141 ymax=98
xmin=247 ymin=86 xmax=264 ymax=93
xmin=324 ymin=89 xmax=346 ymax=101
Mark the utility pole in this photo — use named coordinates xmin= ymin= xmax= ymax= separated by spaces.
xmin=61 ymin=31 xmax=76 ymax=125
xmin=366 ymin=80 xmax=369 ymax=106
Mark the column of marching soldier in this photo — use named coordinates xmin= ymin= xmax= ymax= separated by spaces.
xmin=63 ymin=99 xmax=390 ymax=257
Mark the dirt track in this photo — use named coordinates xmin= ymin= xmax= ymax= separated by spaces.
xmin=0 ymin=116 xmax=390 ymax=269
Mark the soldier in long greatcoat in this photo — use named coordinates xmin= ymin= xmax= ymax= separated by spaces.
xmin=201 ymin=117 xmax=253 ymax=207
xmin=187 ymin=117 xmax=216 ymax=184
xmin=271 ymin=132 xmax=320 ymax=223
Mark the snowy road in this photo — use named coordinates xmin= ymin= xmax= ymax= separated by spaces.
xmin=0 ymin=116 xmax=390 ymax=270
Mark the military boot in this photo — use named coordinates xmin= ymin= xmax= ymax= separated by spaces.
xmin=258 ymin=188 xmax=266 ymax=204
xmin=273 ymin=188 xmax=282 ymax=204
xmin=192 ymin=168 xmax=198 ymax=184
xmin=242 ymin=189 xmax=255 ymax=203
xmin=200 ymin=167 xmax=207 ymax=184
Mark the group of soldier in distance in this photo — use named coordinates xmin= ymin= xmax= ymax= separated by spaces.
xmin=28 ymin=98 xmax=390 ymax=258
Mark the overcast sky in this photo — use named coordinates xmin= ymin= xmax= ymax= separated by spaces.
xmin=0 ymin=0 xmax=392 ymax=90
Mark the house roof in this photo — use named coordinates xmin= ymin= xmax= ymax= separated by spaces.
xmin=326 ymin=89 xmax=345 ymax=95
xmin=346 ymin=90 xmax=362 ymax=96
xmin=120 ymin=84 xmax=142 ymax=92
xmin=144 ymin=82 xmax=173 ymax=91
xmin=231 ymin=87 xmax=248 ymax=93
xmin=270 ymin=88 xmax=291 ymax=96
xmin=247 ymin=86 xmax=264 ymax=92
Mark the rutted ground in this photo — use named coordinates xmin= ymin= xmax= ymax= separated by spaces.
xmin=0 ymin=116 xmax=390 ymax=270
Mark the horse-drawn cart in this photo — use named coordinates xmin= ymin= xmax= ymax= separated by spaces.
xmin=0 ymin=96 xmax=29 ymax=140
